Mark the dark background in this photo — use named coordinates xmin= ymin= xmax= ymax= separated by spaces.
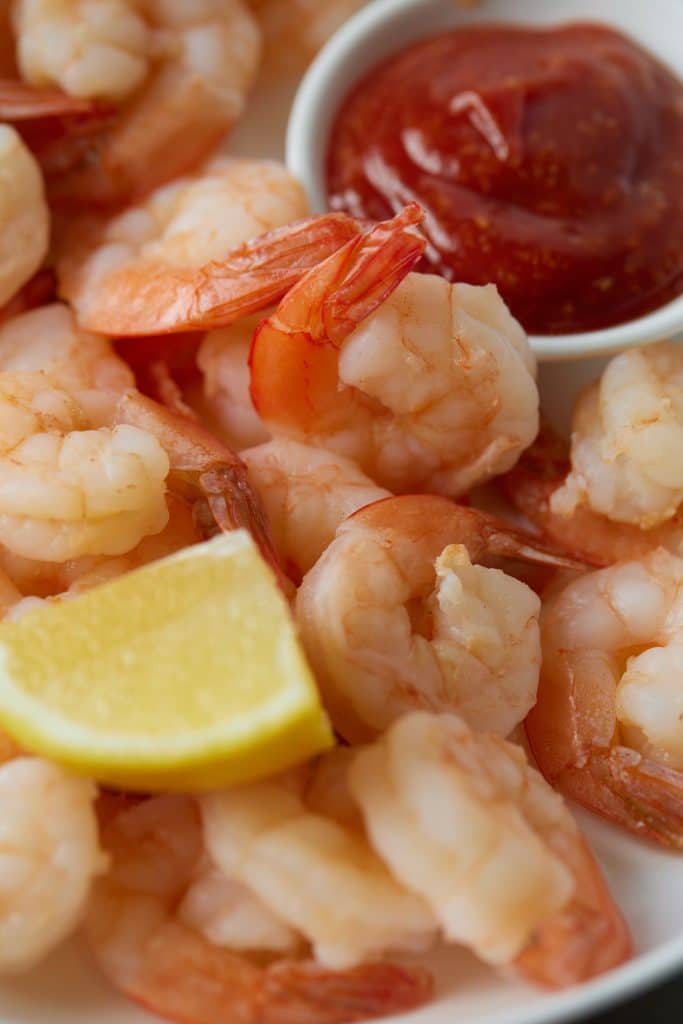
xmin=587 ymin=973 xmax=681 ymax=1022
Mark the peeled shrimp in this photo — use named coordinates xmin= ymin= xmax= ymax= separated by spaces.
xmin=0 ymin=302 xmax=134 ymax=416
xmin=57 ymin=163 xmax=364 ymax=335
xmin=503 ymin=345 xmax=683 ymax=565
xmin=297 ymin=494 xmax=569 ymax=743
xmin=526 ymin=548 xmax=683 ymax=848
xmin=86 ymin=793 xmax=433 ymax=1024
xmin=201 ymin=778 xmax=435 ymax=971
xmin=195 ymin=315 xmax=271 ymax=450
xmin=0 ymin=124 xmax=49 ymax=306
xmin=249 ymin=0 xmax=367 ymax=76
xmin=0 ymin=373 xmax=169 ymax=562
xmin=0 ymin=757 xmax=104 ymax=973
xmin=348 ymin=712 xmax=632 ymax=988
xmin=12 ymin=0 xmax=262 ymax=205
xmin=252 ymin=243 xmax=539 ymax=495
xmin=179 ymin=860 xmax=300 ymax=956
xmin=243 ymin=439 xmax=389 ymax=581
xmin=1 ymin=490 xmax=200 ymax=606
xmin=501 ymin=422 xmax=683 ymax=567
xmin=552 ymin=345 xmax=683 ymax=528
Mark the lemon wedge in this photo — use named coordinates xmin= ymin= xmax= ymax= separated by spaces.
xmin=0 ymin=531 xmax=333 ymax=790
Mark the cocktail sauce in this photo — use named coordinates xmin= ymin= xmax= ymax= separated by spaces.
xmin=327 ymin=24 xmax=683 ymax=334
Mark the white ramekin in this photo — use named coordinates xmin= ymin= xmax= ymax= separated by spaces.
xmin=286 ymin=0 xmax=683 ymax=361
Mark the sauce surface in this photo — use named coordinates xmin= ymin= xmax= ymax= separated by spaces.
xmin=326 ymin=23 xmax=683 ymax=334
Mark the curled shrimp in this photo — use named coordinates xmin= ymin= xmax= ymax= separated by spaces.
xmin=86 ymin=793 xmax=434 ymax=1024
xmin=114 ymin=390 xmax=283 ymax=578
xmin=2 ymin=490 xmax=201 ymax=610
xmin=0 ymin=124 xmax=49 ymax=306
xmin=503 ymin=345 xmax=683 ymax=565
xmin=526 ymin=548 xmax=683 ymax=849
xmin=0 ymin=301 xmax=134 ymax=402
xmin=0 ymin=77 xmax=98 ymax=119
xmin=297 ymin=494 xmax=578 ymax=744
xmin=250 ymin=224 xmax=539 ymax=495
xmin=11 ymin=0 xmax=262 ymax=206
xmin=0 ymin=372 xmax=170 ymax=562
xmin=201 ymin=775 xmax=435 ymax=971
xmin=0 ymin=756 xmax=104 ymax=973
xmin=348 ymin=712 xmax=632 ymax=989
xmin=57 ymin=163 xmax=363 ymax=335
xmin=243 ymin=439 xmax=389 ymax=582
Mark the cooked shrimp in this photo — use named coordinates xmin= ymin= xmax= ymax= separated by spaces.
xmin=0 ymin=373 xmax=169 ymax=562
xmin=1 ymin=490 xmax=200 ymax=607
xmin=296 ymin=494 xmax=576 ymax=743
xmin=86 ymin=793 xmax=433 ymax=1024
xmin=551 ymin=345 xmax=683 ymax=529
xmin=179 ymin=860 xmax=300 ymax=955
xmin=0 ymin=757 xmax=104 ymax=973
xmin=0 ymin=302 xmax=134 ymax=421
xmin=201 ymin=781 xmax=435 ymax=969
xmin=526 ymin=549 xmax=683 ymax=848
xmin=501 ymin=421 xmax=683 ymax=566
xmin=57 ymin=165 xmax=364 ymax=335
xmin=114 ymin=390 xmax=283 ymax=578
xmin=251 ymin=240 xmax=539 ymax=495
xmin=503 ymin=346 xmax=683 ymax=565
xmin=349 ymin=712 xmax=632 ymax=988
xmin=195 ymin=315 xmax=271 ymax=450
xmin=0 ymin=124 xmax=49 ymax=306
xmin=243 ymin=439 xmax=389 ymax=581
xmin=12 ymin=0 xmax=262 ymax=206
xmin=248 ymin=0 xmax=367 ymax=76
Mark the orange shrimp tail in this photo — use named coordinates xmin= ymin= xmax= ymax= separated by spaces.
xmin=59 ymin=213 xmax=365 ymax=336
xmin=98 ymin=919 xmax=433 ymax=1024
xmin=260 ymin=961 xmax=435 ymax=1023
xmin=115 ymin=392 xmax=285 ymax=585
xmin=514 ymin=835 xmax=633 ymax=988
xmin=0 ymin=79 xmax=100 ymax=120
xmin=500 ymin=423 xmax=681 ymax=566
xmin=527 ymin=672 xmax=683 ymax=849
xmin=250 ymin=205 xmax=426 ymax=432
xmin=576 ymin=748 xmax=683 ymax=850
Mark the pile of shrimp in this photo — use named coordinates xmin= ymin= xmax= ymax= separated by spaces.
xmin=0 ymin=5 xmax=679 ymax=1024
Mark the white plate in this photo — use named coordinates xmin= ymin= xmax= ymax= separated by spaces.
xmin=2 ymin=44 xmax=682 ymax=1024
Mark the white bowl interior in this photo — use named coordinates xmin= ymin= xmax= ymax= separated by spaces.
xmin=286 ymin=0 xmax=683 ymax=360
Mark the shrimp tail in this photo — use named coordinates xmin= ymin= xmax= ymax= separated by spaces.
xmin=260 ymin=961 xmax=435 ymax=1023
xmin=0 ymin=78 xmax=101 ymax=120
xmin=250 ymin=205 xmax=426 ymax=429
xmin=320 ymin=203 xmax=426 ymax=344
xmin=474 ymin=506 xmax=585 ymax=573
xmin=514 ymin=833 xmax=632 ymax=988
xmin=92 ymin=918 xmax=433 ymax=1024
xmin=115 ymin=391 xmax=285 ymax=582
xmin=593 ymin=747 xmax=683 ymax=850
xmin=59 ymin=213 xmax=366 ymax=336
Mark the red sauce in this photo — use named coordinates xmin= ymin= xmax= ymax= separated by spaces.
xmin=326 ymin=23 xmax=683 ymax=334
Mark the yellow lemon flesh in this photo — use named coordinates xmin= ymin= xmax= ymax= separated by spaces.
xmin=0 ymin=531 xmax=333 ymax=790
